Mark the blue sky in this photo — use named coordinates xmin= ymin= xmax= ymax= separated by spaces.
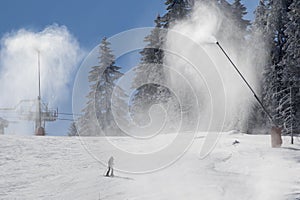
xmin=0 ymin=0 xmax=258 ymax=136
xmin=0 ymin=0 xmax=166 ymax=49
xmin=0 ymin=0 xmax=258 ymax=49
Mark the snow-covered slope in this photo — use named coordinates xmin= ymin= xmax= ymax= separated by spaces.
xmin=1 ymin=133 xmax=299 ymax=200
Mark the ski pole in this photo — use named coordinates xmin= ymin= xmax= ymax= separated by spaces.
xmin=215 ymin=41 xmax=277 ymax=127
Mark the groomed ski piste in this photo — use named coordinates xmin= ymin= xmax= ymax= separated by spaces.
xmin=1 ymin=132 xmax=300 ymax=200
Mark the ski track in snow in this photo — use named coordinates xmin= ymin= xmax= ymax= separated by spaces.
xmin=0 ymin=133 xmax=300 ymax=200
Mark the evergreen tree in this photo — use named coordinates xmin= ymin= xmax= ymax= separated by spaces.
xmin=130 ymin=1 xmax=192 ymax=128
xmin=282 ymin=0 xmax=300 ymax=89
xmin=247 ymin=0 xmax=271 ymax=132
xmin=263 ymin=0 xmax=293 ymax=126
xmin=132 ymin=16 xmax=165 ymax=88
xmin=252 ymin=0 xmax=271 ymax=78
xmin=97 ymin=38 xmax=126 ymax=134
xmin=280 ymin=0 xmax=300 ymax=134
xmin=131 ymin=16 xmax=170 ymax=126
xmin=252 ymin=0 xmax=269 ymax=35
xmin=68 ymin=122 xmax=78 ymax=136
xmin=247 ymin=0 xmax=297 ymax=133
xmin=219 ymin=0 xmax=232 ymax=12
xmin=161 ymin=0 xmax=191 ymax=28
xmin=79 ymin=64 xmax=102 ymax=136
xmin=80 ymin=38 xmax=127 ymax=136
xmin=231 ymin=0 xmax=251 ymax=35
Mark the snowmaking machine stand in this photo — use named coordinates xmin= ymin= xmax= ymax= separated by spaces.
xmin=216 ymin=41 xmax=283 ymax=147
xmin=271 ymin=127 xmax=282 ymax=148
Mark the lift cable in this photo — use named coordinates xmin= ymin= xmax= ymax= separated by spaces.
xmin=58 ymin=112 xmax=83 ymax=116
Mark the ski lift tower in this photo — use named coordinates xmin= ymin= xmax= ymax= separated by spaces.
xmin=0 ymin=52 xmax=58 ymax=135
xmin=35 ymin=51 xmax=43 ymax=135
xmin=35 ymin=51 xmax=58 ymax=136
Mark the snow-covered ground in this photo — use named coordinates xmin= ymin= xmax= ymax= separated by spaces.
xmin=1 ymin=132 xmax=300 ymax=200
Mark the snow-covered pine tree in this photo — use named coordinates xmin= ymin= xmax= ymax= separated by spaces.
xmin=219 ymin=0 xmax=232 ymax=14
xmin=161 ymin=0 xmax=191 ymax=28
xmin=252 ymin=0 xmax=269 ymax=34
xmin=262 ymin=0 xmax=293 ymax=126
xmin=96 ymin=38 xmax=126 ymax=135
xmin=247 ymin=0 xmax=270 ymax=133
xmin=80 ymin=37 xmax=127 ymax=136
xmin=131 ymin=16 xmax=171 ymax=126
xmin=279 ymin=0 xmax=300 ymax=136
xmin=284 ymin=1 xmax=299 ymax=84
xmin=231 ymin=0 xmax=251 ymax=40
xmin=111 ymin=83 xmax=128 ymax=132
xmin=79 ymin=65 xmax=102 ymax=136
xmin=282 ymin=0 xmax=300 ymax=89
xmin=68 ymin=122 xmax=78 ymax=136
xmin=232 ymin=0 xmax=251 ymax=29
xmin=275 ymin=87 xmax=296 ymax=140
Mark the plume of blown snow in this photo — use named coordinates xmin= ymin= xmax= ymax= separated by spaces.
xmin=0 ymin=24 xmax=84 ymax=135
xmin=165 ymin=2 xmax=264 ymax=132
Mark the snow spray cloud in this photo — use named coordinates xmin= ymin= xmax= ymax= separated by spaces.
xmin=72 ymin=27 xmax=226 ymax=174
xmin=0 ymin=24 xmax=83 ymax=135
xmin=73 ymin=2 xmax=267 ymax=174
xmin=165 ymin=2 xmax=263 ymax=133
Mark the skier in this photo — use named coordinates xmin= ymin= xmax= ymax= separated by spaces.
xmin=105 ymin=156 xmax=114 ymax=177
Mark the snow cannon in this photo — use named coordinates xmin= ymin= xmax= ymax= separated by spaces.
xmin=215 ymin=41 xmax=282 ymax=148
